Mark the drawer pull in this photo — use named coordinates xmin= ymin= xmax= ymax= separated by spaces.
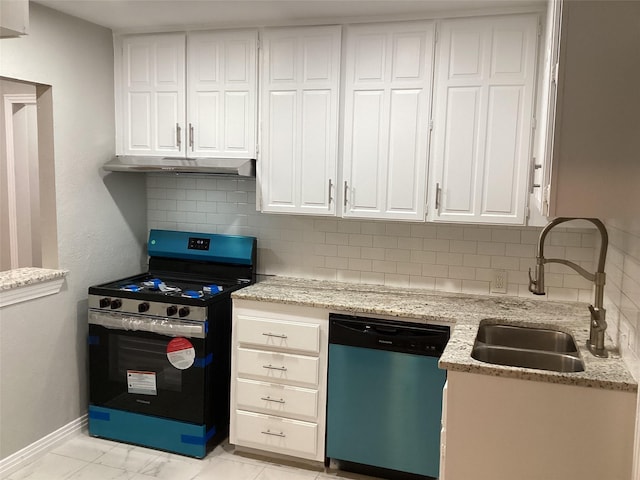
xmin=261 ymin=396 xmax=285 ymax=404
xmin=262 ymin=332 xmax=288 ymax=339
xmin=261 ymin=429 xmax=286 ymax=438
xmin=263 ymin=364 xmax=287 ymax=371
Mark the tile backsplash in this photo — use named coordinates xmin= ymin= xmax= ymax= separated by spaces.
xmin=147 ymin=175 xmax=596 ymax=303
xmin=603 ymin=219 xmax=640 ymax=373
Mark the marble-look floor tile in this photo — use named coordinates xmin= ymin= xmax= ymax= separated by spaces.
xmin=51 ymin=435 xmax=117 ymax=462
xmin=7 ymin=452 xmax=87 ymax=480
xmin=255 ymin=465 xmax=319 ymax=480
xmin=137 ymin=454 xmax=206 ymax=480
xmin=66 ymin=463 xmax=133 ymax=480
xmin=191 ymin=457 xmax=264 ymax=480
xmin=93 ymin=445 xmax=160 ymax=473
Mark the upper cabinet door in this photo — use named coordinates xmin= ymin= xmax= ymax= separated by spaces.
xmin=429 ymin=15 xmax=538 ymax=224
xmin=187 ymin=30 xmax=257 ymax=158
xmin=121 ymin=34 xmax=186 ymax=156
xmin=342 ymin=21 xmax=435 ymax=221
xmin=259 ymin=26 xmax=341 ymax=216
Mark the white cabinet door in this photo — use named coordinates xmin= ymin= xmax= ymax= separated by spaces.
xmin=260 ymin=26 xmax=341 ymax=216
xmin=342 ymin=21 xmax=434 ymax=221
xmin=429 ymin=15 xmax=538 ymax=224
xmin=121 ymin=34 xmax=186 ymax=156
xmin=187 ymin=30 xmax=257 ymax=158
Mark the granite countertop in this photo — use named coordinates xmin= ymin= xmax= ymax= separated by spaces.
xmin=233 ymin=276 xmax=637 ymax=393
xmin=0 ymin=267 xmax=68 ymax=290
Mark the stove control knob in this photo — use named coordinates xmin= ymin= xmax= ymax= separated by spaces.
xmin=166 ymin=305 xmax=178 ymax=316
xmin=138 ymin=302 xmax=150 ymax=313
xmin=178 ymin=307 xmax=190 ymax=318
xmin=110 ymin=299 xmax=122 ymax=310
xmin=99 ymin=298 xmax=111 ymax=308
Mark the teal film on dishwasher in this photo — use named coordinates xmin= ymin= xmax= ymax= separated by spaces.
xmin=148 ymin=229 xmax=255 ymax=264
xmin=326 ymin=344 xmax=446 ymax=478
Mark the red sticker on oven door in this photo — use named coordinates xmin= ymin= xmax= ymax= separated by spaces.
xmin=166 ymin=337 xmax=195 ymax=370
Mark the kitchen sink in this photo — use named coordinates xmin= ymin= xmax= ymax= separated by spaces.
xmin=471 ymin=323 xmax=585 ymax=373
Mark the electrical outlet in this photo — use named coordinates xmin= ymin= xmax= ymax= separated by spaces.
xmin=491 ymin=269 xmax=507 ymax=294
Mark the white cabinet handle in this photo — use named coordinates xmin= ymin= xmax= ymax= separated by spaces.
xmin=176 ymin=123 xmax=182 ymax=149
xmin=261 ymin=396 xmax=285 ymax=404
xmin=262 ymin=332 xmax=287 ymax=339
xmin=343 ymin=181 xmax=348 ymax=207
xmin=261 ymin=430 xmax=286 ymax=438
xmin=189 ymin=123 xmax=194 ymax=150
xmin=263 ymin=364 xmax=287 ymax=371
xmin=328 ymin=179 xmax=333 ymax=206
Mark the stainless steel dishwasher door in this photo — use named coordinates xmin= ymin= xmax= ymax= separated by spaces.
xmin=326 ymin=314 xmax=449 ymax=479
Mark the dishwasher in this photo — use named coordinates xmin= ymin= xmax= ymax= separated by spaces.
xmin=326 ymin=313 xmax=449 ymax=479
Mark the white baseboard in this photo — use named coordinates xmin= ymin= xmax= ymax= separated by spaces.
xmin=0 ymin=414 xmax=87 ymax=479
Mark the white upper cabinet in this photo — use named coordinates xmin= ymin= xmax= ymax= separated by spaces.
xmin=342 ymin=21 xmax=435 ymax=221
xmin=428 ymin=14 xmax=539 ymax=224
xmin=118 ymin=30 xmax=257 ymax=158
xmin=187 ymin=30 xmax=257 ymax=158
xmin=121 ymin=33 xmax=186 ymax=156
xmin=259 ymin=26 xmax=341 ymax=216
xmin=535 ymin=0 xmax=640 ymax=219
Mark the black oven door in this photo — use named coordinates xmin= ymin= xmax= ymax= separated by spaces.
xmin=88 ymin=310 xmax=211 ymax=425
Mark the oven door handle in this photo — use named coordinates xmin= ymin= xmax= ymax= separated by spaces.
xmin=89 ymin=310 xmax=206 ymax=339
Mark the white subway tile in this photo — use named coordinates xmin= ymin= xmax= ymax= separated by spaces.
xmin=490 ymin=256 xmax=519 ymax=271
xmin=491 ymin=228 xmax=521 ymax=244
xmin=372 ymin=260 xmax=397 ymax=274
xmin=450 ymin=240 xmax=477 ymax=254
xmin=384 ymin=274 xmax=410 ymax=287
xmin=423 ymin=238 xmax=450 ymax=252
xmin=423 ymin=264 xmax=449 ymax=278
xmin=411 ymin=224 xmax=437 ymax=239
xmin=338 ymin=221 xmax=362 ymax=234
xmin=337 ymin=270 xmax=362 ymax=283
xmin=505 ymin=243 xmax=535 ymax=258
xmin=410 ymin=250 xmax=437 ymax=264
xmin=409 ymin=276 xmax=436 ymax=290
xmin=397 ymin=237 xmax=423 ymax=250
xmin=436 ymin=252 xmax=463 ymax=266
xmin=313 ymin=267 xmax=338 ymax=281
xmin=326 ymin=256 xmax=349 ymax=269
xmin=196 ymin=178 xmax=218 ymax=190
xmin=349 ymin=234 xmax=373 ymax=247
xmin=337 ymin=245 xmax=361 ymax=258
xmin=463 ymin=254 xmax=491 ymax=269
xmin=216 ymin=178 xmax=238 ymax=190
xmin=361 ymin=272 xmax=385 ymax=285
xmin=385 ymin=249 xmax=410 ymax=262
xmin=396 ymin=262 xmax=422 ymax=276
xmin=326 ymin=233 xmax=350 ymax=245
xmin=206 ymin=190 xmax=227 ymax=202
xmin=177 ymin=200 xmax=197 ymax=211
xmin=477 ymin=241 xmax=506 ymax=256
xmin=315 ymin=244 xmax=338 ymax=257
xmin=166 ymin=189 xmax=186 ymax=200
xmin=461 ymin=280 xmax=491 ymax=295
xmin=463 ymin=226 xmax=492 ymax=242
xmin=436 ymin=225 xmax=465 ymax=240
xmin=387 ymin=223 xmax=411 ymax=237
xmin=315 ymin=219 xmax=338 ymax=232
xmin=147 ymin=188 xmax=167 ymax=199
xmin=373 ymin=236 xmax=398 ymax=249
xmin=520 ymin=229 xmax=541 ymax=245
xmin=448 ymin=266 xmax=476 ymax=280
xmin=361 ymin=222 xmax=387 ymax=235
xmin=565 ymin=246 xmax=597 ymax=262
xmin=157 ymin=199 xmax=177 ymax=211
xmin=435 ymin=278 xmax=462 ymax=293
xmin=361 ymin=247 xmax=385 ymax=260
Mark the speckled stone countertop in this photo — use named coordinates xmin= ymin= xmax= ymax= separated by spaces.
xmin=232 ymin=276 xmax=637 ymax=393
xmin=0 ymin=267 xmax=68 ymax=291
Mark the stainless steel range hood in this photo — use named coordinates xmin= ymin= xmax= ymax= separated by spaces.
xmin=103 ymin=156 xmax=256 ymax=177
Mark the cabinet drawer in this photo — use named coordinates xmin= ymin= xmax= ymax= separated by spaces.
xmin=234 ymin=410 xmax=318 ymax=459
xmin=236 ymin=348 xmax=319 ymax=387
xmin=236 ymin=316 xmax=320 ymax=354
xmin=236 ymin=378 xmax=318 ymax=421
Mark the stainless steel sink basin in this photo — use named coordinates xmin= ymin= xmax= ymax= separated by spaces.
xmin=475 ymin=324 xmax=578 ymax=353
xmin=471 ymin=323 xmax=585 ymax=373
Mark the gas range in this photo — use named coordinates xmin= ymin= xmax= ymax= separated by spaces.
xmin=87 ymin=229 xmax=257 ymax=458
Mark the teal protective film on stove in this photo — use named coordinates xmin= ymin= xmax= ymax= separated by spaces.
xmin=326 ymin=344 xmax=446 ymax=478
xmin=88 ymin=405 xmax=208 ymax=458
xmin=148 ymin=229 xmax=255 ymax=265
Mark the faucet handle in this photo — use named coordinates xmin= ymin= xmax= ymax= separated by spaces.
xmin=588 ymin=304 xmax=599 ymax=320
xmin=528 ymin=267 xmax=545 ymax=295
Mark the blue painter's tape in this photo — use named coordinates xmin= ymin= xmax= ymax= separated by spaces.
xmin=89 ymin=408 xmax=110 ymax=421
xmin=88 ymin=335 xmax=100 ymax=345
xmin=181 ymin=427 xmax=216 ymax=446
xmin=204 ymin=321 xmax=209 ymax=334
xmin=193 ymin=353 xmax=213 ymax=368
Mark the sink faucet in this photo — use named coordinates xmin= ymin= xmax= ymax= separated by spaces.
xmin=528 ymin=217 xmax=609 ymax=358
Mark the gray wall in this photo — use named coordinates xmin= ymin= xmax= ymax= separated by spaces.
xmin=0 ymin=4 xmax=147 ymax=458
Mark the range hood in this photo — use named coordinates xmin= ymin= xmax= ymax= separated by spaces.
xmin=103 ymin=156 xmax=256 ymax=177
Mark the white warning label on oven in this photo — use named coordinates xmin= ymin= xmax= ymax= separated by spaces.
xmin=127 ymin=370 xmax=157 ymax=396
xmin=166 ymin=337 xmax=195 ymax=370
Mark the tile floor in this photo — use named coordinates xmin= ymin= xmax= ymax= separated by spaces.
xmin=5 ymin=434 xmax=383 ymax=480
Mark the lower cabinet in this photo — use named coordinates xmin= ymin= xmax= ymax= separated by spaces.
xmin=230 ymin=300 xmax=328 ymax=461
xmin=440 ymin=370 xmax=636 ymax=480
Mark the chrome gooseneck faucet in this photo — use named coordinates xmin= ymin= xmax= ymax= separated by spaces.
xmin=528 ymin=217 xmax=609 ymax=358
